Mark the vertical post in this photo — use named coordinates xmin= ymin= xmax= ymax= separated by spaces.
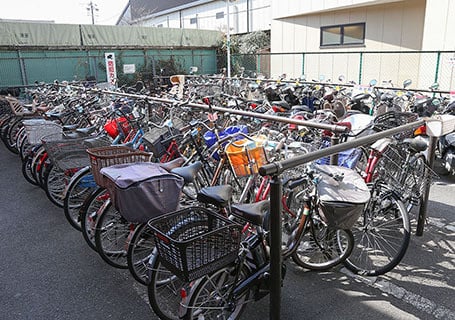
xmin=17 ymin=50 xmax=28 ymax=86
xmin=434 ymin=51 xmax=441 ymax=84
xmin=269 ymin=174 xmax=282 ymax=320
xmin=416 ymin=136 xmax=437 ymax=236
xmin=302 ymin=53 xmax=305 ymax=77
xmin=226 ymin=0 xmax=231 ymax=78
xmin=330 ymin=134 xmax=340 ymax=165
xmin=358 ymin=52 xmax=363 ymax=85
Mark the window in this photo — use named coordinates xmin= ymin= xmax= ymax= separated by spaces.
xmin=320 ymin=23 xmax=365 ymax=47
xmin=216 ymin=11 xmax=224 ymax=19
xmin=190 ymin=17 xmax=197 ymax=24
xmin=157 ymin=24 xmax=163 ymax=28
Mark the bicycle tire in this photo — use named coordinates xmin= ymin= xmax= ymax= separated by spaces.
xmin=3 ymin=117 xmax=22 ymax=154
xmin=21 ymin=155 xmax=39 ymax=186
xmin=184 ymin=264 xmax=251 ymax=320
xmin=292 ymin=222 xmax=354 ymax=270
xmin=127 ymin=222 xmax=156 ymax=285
xmin=343 ymin=182 xmax=410 ymax=276
xmin=63 ymin=166 xmax=95 ymax=231
xmin=80 ymin=187 xmax=109 ymax=252
xmin=44 ymin=163 xmax=67 ymax=207
xmin=147 ymin=219 xmax=211 ymax=320
xmin=94 ymin=200 xmax=133 ymax=269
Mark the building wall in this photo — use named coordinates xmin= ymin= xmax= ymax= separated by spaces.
xmin=270 ymin=0 xmax=426 ymax=82
xmin=135 ymin=0 xmax=271 ymax=34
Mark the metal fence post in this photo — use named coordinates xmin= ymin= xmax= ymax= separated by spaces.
xmin=358 ymin=52 xmax=363 ymax=85
xmin=17 ymin=50 xmax=28 ymax=86
xmin=269 ymin=174 xmax=282 ymax=320
xmin=302 ymin=53 xmax=305 ymax=76
xmin=434 ymin=51 xmax=441 ymax=84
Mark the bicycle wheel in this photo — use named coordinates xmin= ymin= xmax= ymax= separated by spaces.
xmin=147 ymin=253 xmax=185 ymax=320
xmin=44 ymin=163 xmax=67 ymax=207
xmin=148 ymin=219 xmax=211 ymax=320
xmin=184 ymin=265 xmax=250 ymax=320
xmin=127 ymin=222 xmax=156 ymax=285
xmin=343 ymin=182 xmax=410 ymax=276
xmin=63 ymin=166 xmax=95 ymax=231
xmin=292 ymin=219 xmax=354 ymax=270
xmin=2 ymin=117 xmax=22 ymax=154
xmin=402 ymin=154 xmax=426 ymax=212
xmin=94 ymin=200 xmax=134 ymax=269
xmin=80 ymin=187 xmax=109 ymax=252
xmin=21 ymin=155 xmax=39 ymax=186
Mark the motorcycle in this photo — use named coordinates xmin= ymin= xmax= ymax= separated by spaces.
xmin=437 ymin=100 xmax=455 ymax=175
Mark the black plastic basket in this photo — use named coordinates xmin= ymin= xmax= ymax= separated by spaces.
xmin=143 ymin=126 xmax=182 ymax=158
xmin=148 ymin=207 xmax=242 ymax=282
xmin=373 ymin=111 xmax=419 ymax=140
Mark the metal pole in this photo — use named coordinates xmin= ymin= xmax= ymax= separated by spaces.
xmin=226 ymin=0 xmax=231 ymax=78
xmin=416 ymin=135 xmax=437 ymax=236
xmin=269 ymin=174 xmax=282 ymax=320
xmin=330 ymin=134 xmax=340 ymax=165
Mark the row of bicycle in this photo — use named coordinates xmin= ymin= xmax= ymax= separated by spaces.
xmin=0 ymin=83 xmax=436 ymax=319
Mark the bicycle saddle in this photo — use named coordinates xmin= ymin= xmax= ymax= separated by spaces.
xmin=231 ymin=200 xmax=270 ymax=227
xmin=170 ymin=161 xmax=201 ymax=182
xmin=403 ymin=137 xmax=428 ymax=153
xmin=197 ymin=185 xmax=232 ymax=207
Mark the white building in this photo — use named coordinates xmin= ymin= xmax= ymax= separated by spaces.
xmin=117 ymin=0 xmax=271 ymax=35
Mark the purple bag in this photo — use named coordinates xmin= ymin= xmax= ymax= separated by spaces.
xmin=101 ymin=162 xmax=184 ymax=223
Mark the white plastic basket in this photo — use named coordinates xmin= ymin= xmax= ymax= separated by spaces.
xmin=23 ymin=119 xmax=63 ymax=145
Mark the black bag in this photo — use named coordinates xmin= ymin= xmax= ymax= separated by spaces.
xmin=100 ymin=162 xmax=184 ymax=223
xmin=315 ymin=165 xmax=370 ymax=229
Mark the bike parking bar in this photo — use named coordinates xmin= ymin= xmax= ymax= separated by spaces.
xmin=259 ymin=118 xmax=430 ymax=320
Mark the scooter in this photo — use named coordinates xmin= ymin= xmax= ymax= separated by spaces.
xmin=437 ymin=101 xmax=455 ymax=175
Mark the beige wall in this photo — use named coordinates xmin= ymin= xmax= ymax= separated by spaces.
xmin=421 ymin=0 xmax=455 ymax=51
xmin=270 ymin=0 xmax=426 ymax=81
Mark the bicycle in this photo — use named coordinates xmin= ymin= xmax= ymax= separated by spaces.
xmin=344 ymin=136 xmax=436 ymax=276
xmin=146 ymin=163 xmax=368 ymax=319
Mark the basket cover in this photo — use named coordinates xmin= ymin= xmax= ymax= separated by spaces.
xmin=316 ymin=165 xmax=370 ymax=229
xmin=100 ymin=162 xmax=184 ymax=223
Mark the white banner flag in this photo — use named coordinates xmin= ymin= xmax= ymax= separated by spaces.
xmin=105 ymin=52 xmax=117 ymax=87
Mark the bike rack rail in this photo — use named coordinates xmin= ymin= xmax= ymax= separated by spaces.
xmin=63 ymin=84 xmax=453 ymax=320
xmin=258 ymin=119 xmax=435 ymax=320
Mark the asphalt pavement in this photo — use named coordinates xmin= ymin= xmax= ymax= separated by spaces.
xmin=1 ymin=142 xmax=454 ymax=320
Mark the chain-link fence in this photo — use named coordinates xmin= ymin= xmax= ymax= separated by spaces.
xmin=3 ymin=49 xmax=455 ymax=91
xmin=0 ymin=48 xmax=218 ymax=88
xmin=231 ymin=51 xmax=455 ymax=91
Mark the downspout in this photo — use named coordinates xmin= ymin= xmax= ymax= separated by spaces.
xmin=247 ymin=0 xmax=250 ymax=33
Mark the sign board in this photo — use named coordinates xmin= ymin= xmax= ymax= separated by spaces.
xmin=123 ymin=64 xmax=136 ymax=74
xmin=105 ymin=52 xmax=117 ymax=87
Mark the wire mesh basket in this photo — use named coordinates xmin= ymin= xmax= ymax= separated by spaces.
xmin=86 ymin=146 xmax=153 ymax=188
xmin=148 ymin=207 xmax=242 ymax=282
xmin=373 ymin=111 xmax=419 ymax=140
xmin=23 ymin=119 xmax=62 ymax=145
xmin=374 ymin=144 xmax=438 ymax=205
xmin=41 ymin=133 xmax=92 ymax=171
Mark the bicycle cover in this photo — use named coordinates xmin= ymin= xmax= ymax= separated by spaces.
xmin=315 ymin=164 xmax=370 ymax=229
xmin=101 ymin=162 xmax=184 ymax=223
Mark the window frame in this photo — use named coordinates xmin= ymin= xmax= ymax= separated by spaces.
xmin=320 ymin=22 xmax=365 ymax=47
